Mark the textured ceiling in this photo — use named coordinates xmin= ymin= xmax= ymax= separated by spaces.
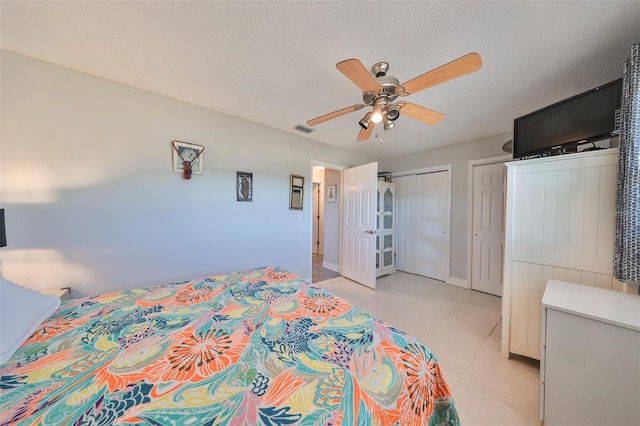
xmin=1 ymin=1 xmax=639 ymax=160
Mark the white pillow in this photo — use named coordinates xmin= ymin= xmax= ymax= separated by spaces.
xmin=0 ymin=278 xmax=61 ymax=364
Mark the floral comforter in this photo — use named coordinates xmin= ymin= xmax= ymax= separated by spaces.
xmin=0 ymin=267 xmax=458 ymax=425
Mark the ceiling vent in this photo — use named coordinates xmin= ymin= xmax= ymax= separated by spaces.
xmin=294 ymin=124 xmax=314 ymax=134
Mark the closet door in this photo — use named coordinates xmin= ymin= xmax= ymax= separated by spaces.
xmin=471 ymin=162 xmax=506 ymax=296
xmin=415 ymin=171 xmax=450 ymax=281
xmin=394 ymin=175 xmax=417 ymax=273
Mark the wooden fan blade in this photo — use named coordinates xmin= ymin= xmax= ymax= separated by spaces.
xmin=357 ymin=113 xmax=375 ymax=141
xmin=397 ymin=52 xmax=482 ymax=96
xmin=336 ymin=59 xmax=381 ymax=92
xmin=307 ymin=104 xmax=365 ymax=126
xmin=398 ymin=102 xmax=445 ymax=125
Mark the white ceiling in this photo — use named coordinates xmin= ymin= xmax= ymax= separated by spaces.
xmin=1 ymin=1 xmax=638 ymax=160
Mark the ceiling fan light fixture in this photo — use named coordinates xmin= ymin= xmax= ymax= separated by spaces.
xmin=371 ymin=99 xmax=385 ymax=124
xmin=386 ymin=103 xmax=400 ymax=121
xmin=359 ymin=115 xmax=370 ymax=129
xmin=383 ymin=118 xmax=395 ymax=130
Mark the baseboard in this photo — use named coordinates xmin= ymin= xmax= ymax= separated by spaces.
xmin=322 ymin=261 xmax=339 ymax=273
xmin=447 ymin=276 xmax=469 ymax=289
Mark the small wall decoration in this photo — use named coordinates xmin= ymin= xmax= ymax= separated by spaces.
xmin=326 ymin=185 xmax=337 ymax=203
xmin=290 ymin=174 xmax=304 ymax=210
xmin=172 ymin=140 xmax=204 ymax=179
xmin=237 ymin=171 xmax=253 ymax=202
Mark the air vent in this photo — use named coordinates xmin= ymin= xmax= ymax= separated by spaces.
xmin=294 ymin=124 xmax=314 ymax=134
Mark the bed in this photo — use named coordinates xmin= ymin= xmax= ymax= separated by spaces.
xmin=0 ymin=267 xmax=458 ymax=425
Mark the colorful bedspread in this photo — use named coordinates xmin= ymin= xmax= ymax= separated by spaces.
xmin=0 ymin=267 xmax=458 ymax=425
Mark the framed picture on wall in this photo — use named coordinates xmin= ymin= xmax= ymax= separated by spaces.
xmin=326 ymin=185 xmax=337 ymax=203
xmin=172 ymin=141 xmax=204 ymax=175
xmin=237 ymin=171 xmax=253 ymax=202
xmin=289 ymin=174 xmax=304 ymax=210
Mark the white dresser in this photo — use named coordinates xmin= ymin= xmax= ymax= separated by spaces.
xmin=540 ymin=279 xmax=640 ymax=425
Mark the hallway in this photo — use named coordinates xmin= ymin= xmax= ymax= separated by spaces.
xmin=311 ymin=254 xmax=340 ymax=283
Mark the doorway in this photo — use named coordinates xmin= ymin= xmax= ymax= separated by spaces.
xmin=311 ymin=164 xmax=342 ymax=283
xmin=312 ymin=183 xmax=320 ymax=255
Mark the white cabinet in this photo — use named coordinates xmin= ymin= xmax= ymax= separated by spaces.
xmin=540 ymin=279 xmax=640 ymax=425
xmin=502 ymin=149 xmax=630 ymax=360
xmin=376 ymin=182 xmax=396 ymax=277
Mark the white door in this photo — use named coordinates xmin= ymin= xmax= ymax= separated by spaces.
xmin=342 ymin=162 xmax=378 ymax=289
xmin=471 ymin=162 xmax=506 ymax=296
xmin=394 ymin=175 xmax=416 ymax=273
xmin=415 ymin=171 xmax=450 ymax=281
xmin=312 ymin=183 xmax=320 ymax=255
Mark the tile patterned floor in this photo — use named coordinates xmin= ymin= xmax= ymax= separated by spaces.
xmin=311 ymin=254 xmax=340 ymax=283
xmin=315 ymin=272 xmax=541 ymax=426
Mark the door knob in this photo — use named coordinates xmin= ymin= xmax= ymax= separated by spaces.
xmin=365 ymin=230 xmax=375 ymax=234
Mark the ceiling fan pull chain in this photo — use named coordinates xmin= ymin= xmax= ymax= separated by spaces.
xmin=375 ymin=130 xmax=382 ymax=143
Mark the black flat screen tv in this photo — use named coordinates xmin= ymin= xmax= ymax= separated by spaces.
xmin=513 ymin=79 xmax=622 ymax=158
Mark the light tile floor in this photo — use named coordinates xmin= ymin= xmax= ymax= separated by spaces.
xmin=316 ymin=272 xmax=541 ymax=426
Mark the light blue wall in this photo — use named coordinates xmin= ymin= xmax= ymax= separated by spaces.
xmin=0 ymin=50 xmax=374 ymax=297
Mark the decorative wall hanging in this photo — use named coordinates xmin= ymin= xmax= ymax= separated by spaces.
xmin=290 ymin=175 xmax=304 ymax=210
xmin=326 ymin=185 xmax=337 ymax=203
xmin=172 ymin=140 xmax=204 ymax=179
xmin=237 ymin=172 xmax=253 ymax=202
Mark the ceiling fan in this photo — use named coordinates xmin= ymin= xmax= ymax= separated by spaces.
xmin=306 ymin=53 xmax=482 ymax=141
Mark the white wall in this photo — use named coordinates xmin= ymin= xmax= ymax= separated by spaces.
xmin=380 ymin=132 xmax=510 ymax=282
xmin=0 ymin=50 xmax=374 ymax=297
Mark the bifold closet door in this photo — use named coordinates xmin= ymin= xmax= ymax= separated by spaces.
xmin=394 ymin=175 xmax=417 ymax=273
xmin=415 ymin=171 xmax=450 ymax=281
